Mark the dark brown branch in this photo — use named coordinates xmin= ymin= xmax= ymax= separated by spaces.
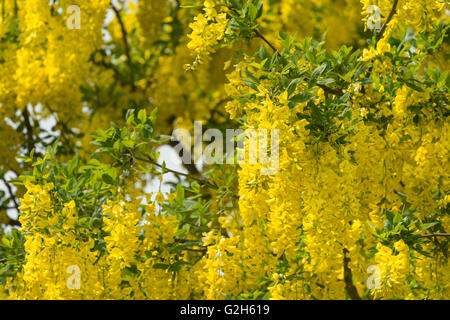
xmin=1 ymin=177 xmax=19 ymax=212
xmin=208 ymin=97 xmax=232 ymax=121
xmin=4 ymin=218 xmax=21 ymax=227
xmin=181 ymin=248 xmax=207 ymax=253
xmin=343 ymin=248 xmax=361 ymax=300
xmin=253 ymin=28 xmax=342 ymax=96
xmin=174 ymin=238 xmax=197 ymax=243
xmin=110 ymin=3 xmax=135 ymax=88
xmin=22 ymin=108 xmax=34 ymax=155
xmin=111 ymin=3 xmax=131 ymax=64
xmin=165 ymin=116 xmax=200 ymax=176
xmin=377 ymin=0 xmax=399 ymax=40
xmin=0 ymin=175 xmax=21 ymax=226
xmin=362 ymin=0 xmax=399 ymax=91
xmin=317 ymin=84 xmax=342 ymax=96
xmin=253 ymin=28 xmax=279 ymax=53
xmin=418 ymin=233 xmax=450 ymax=238
xmin=168 ymin=139 xmax=201 ymax=175
xmin=92 ymin=52 xmax=123 ymax=80
xmin=131 ymin=153 xmax=215 ymax=189
xmin=131 ymin=147 xmax=240 ymax=199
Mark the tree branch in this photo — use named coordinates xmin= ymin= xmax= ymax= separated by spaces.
xmin=377 ymin=0 xmax=399 ymax=40
xmin=22 ymin=108 xmax=34 ymax=155
xmin=418 ymin=233 xmax=450 ymax=238
xmin=253 ymin=28 xmax=279 ymax=53
xmin=111 ymin=3 xmax=131 ymax=64
xmin=253 ymin=28 xmax=342 ymax=96
xmin=3 ymin=217 xmax=21 ymax=227
xmin=1 ymin=178 xmax=21 ymax=228
xmin=168 ymin=139 xmax=201 ymax=176
xmin=131 ymin=153 xmax=216 ymax=189
xmin=343 ymin=248 xmax=361 ymax=300
xmin=181 ymin=248 xmax=207 ymax=253
xmin=110 ymin=3 xmax=135 ymax=88
xmin=1 ymin=177 xmax=19 ymax=212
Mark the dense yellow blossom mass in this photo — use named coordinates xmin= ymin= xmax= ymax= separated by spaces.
xmin=0 ymin=0 xmax=448 ymax=300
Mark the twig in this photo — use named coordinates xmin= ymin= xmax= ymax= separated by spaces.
xmin=1 ymin=177 xmax=19 ymax=212
xmin=253 ymin=28 xmax=279 ymax=53
xmin=165 ymin=116 xmax=200 ymax=175
xmin=343 ymin=248 xmax=361 ymax=300
xmin=5 ymin=218 xmax=21 ymax=227
xmin=208 ymin=97 xmax=232 ymax=122
xmin=361 ymin=0 xmax=399 ymax=91
xmin=110 ymin=3 xmax=135 ymax=88
xmin=317 ymin=84 xmax=342 ymax=96
xmin=418 ymin=233 xmax=450 ymax=238
xmin=168 ymin=140 xmax=201 ymax=175
xmin=111 ymin=3 xmax=131 ymax=64
xmin=22 ymin=108 xmax=34 ymax=155
xmin=377 ymin=0 xmax=399 ymax=40
xmin=92 ymin=50 xmax=123 ymax=79
xmin=131 ymin=153 xmax=216 ymax=189
xmin=226 ymin=5 xmax=279 ymax=54
xmin=181 ymin=248 xmax=207 ymax=253
xmin=253 ymin=28 xmax=342 ymax=96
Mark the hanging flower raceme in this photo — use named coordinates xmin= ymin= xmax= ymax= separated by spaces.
xmin=186 ymin=0 xmax=230 ymax=69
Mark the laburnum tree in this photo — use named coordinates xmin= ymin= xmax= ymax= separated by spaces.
xmin=0 ymin=0 xmax=448 ymax=300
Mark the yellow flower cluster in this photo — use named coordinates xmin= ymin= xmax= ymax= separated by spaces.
xmin=361 ymin=0 xmax=446 ymax=33
xmin=14 ymin=1 xmax=109 ymax=115
xmin=186 ymin=0 xmax=229 ymax=69
xmin=361 ymin=0 xmax=446 ymax=61
xmin=0 ymin=0 xmax=448 ymax=301
xmin=11 ymin=183 xmax=101 ymax=299
xmin=137 ymin=0 xmax=169 ymax=48
xmin=373 ymin=240 xmax=410 ymax=299
xmin=212 ymin=24 xmax=449 ymax=298
xmin=1 ymin=183 xmax=201 ymax=299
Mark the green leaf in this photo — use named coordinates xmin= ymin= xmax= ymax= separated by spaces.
xmin=138 ymin=109 xmax=147 ymax=123
xmin=311 ymin=64 xmax=327 ymax=79
xmin=393 ymin=214 xmax=402 ymax=225
xmin=242 ymin=79 xmax=259 ymax=92
xmin=290 ymin=92 xmax=315 ymax=105
xmin=1 ymin=237 xmax=12 ymax=248
xmin=244 ymin=69 xmax=260 ymax=84
xmin=338 ymin=91 xmax=350 ymax=104
xmin=287 ymin=78 xmax=302 ymax=96
xmin=316 ymin=78 xmax=335 ymax=85
xmin=352 ymin=64 xmax=365 ymax=81
xmin=405 ymin=81 xmax=424 ymax=92
xmin=259 ymin=45 xmax=270 ymax=60
xmin=168 ymin=261 xmax=190 ymax=272
xmin=247 ymin=3 xmax=257 ymax=21
xmin=420 ymin=222 xmax=439 ymax=231
xmin=102 ymin=174 xmax=115 ymax=185
xmin=384 ymin=219 xmax=392 ymax=231
xmin=125 ymin=109 xmax=135 ymax=122
xmin=354 ymin=78 xmax=373 ymax=85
